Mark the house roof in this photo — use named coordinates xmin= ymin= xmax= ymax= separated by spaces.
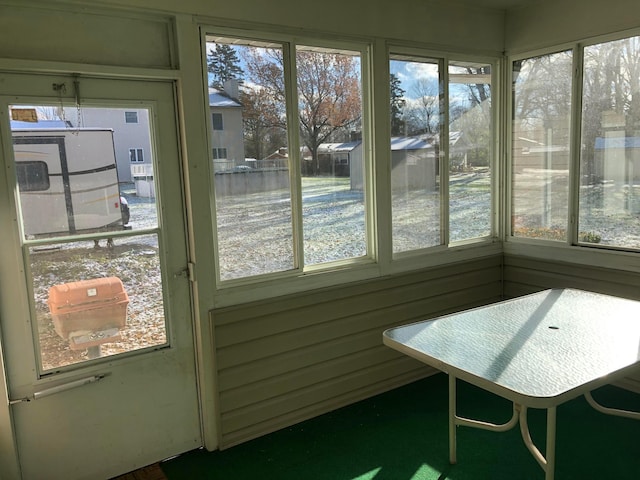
xmin=318 ymin=141 xmax=362 ymax=153
xmin=209 ymin=90 xmax=242 ymax=108
xmin=318 ymin=136 xmax=442 ymax=153
xmin=391 ymin=136 xmax=433 ymax=151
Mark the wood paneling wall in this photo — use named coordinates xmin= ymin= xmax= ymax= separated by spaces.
xmin=503 ymin=254 xmax=640 ymax=301
xmin=211 ymin=255 xmax=502 ymax=448
xmin=503 ymin=253 xmax=640 ymax=392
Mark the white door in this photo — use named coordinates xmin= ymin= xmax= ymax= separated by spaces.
xmin=0 ymin=72 xmax=201 ymax=479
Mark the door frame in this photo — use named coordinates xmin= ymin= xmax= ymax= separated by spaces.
xmin=0 ymin=71 xmax=206 ymax=478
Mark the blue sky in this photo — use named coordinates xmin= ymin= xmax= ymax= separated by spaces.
xmin=390 ymin=59 xmax=439 ymax=101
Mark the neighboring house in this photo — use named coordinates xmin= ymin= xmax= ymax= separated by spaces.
xmin=67 ymin=107 xmax=153 ymax=186
xmin=512 ymin=119 xmax=571 ymax=175
xmin=448 ymin=97 xmax=492 ymax=171
xmin=210 ymin=80 xmax=245 ymax=172
xmin=262 ymin=147 xmax=289 ymax=169
xmin=317 ymin=141 xmax=362 ymax=178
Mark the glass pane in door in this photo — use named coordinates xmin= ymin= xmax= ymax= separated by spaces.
xmin=9 ymin=105 xmax=166 ymax=371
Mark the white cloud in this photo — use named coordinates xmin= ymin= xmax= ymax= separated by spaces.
xmin=404 ymin=61 xmax=439 ymax=81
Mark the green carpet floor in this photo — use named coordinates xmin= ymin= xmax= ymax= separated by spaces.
xmin=161 ymin=373 xmax=639 ymax=479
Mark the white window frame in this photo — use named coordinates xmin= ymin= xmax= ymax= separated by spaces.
xmin=386 ymin=46 xmax=498 ymax=273
xmin=212 ymin=147 xmax=227 ymax=159
xmin=202 ymin=26 xmax=500 ymax=307
xmin=505 ymin=28 xmax=640 ymax=274
xmin=129 ymin=147 xmax=144 ymax=162
xmin=212 ymin=112 xmax=223 ymax=131
xmin=124 ymin=111 xmax=139 ymax=124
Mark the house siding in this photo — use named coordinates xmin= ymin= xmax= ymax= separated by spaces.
xmin=77 ymin=108 xmax=153 ymax=184
xmin=211 ymin=255 xmax=502 ymax=448
xmin=210 ymin=107 xmax=245 ymax=171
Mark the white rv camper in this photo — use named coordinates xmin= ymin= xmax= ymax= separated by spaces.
xmin=12 ymin=128 xmax=129 ymax=238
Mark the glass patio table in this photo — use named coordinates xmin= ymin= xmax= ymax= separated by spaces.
xmin=383 ymin=288 xmax=640 ymax=480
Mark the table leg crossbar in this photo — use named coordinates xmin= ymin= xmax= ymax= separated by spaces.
xmin=584 ymin=391 xmax=640 ymax=420
xmin=448 ymin=375 xmax=557 ymax=479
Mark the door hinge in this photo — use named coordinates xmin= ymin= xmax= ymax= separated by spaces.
xmin=175 ymin=262 xmax=196 ymax=282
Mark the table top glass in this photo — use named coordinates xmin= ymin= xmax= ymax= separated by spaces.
xmin=383 ymin=289 xmax=640 ymax=405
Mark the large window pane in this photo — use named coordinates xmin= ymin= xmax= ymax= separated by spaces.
xmin=389 ymin=56 xmax=441 ymax=253
xmin=207 ymin=38 xmax=295 ymax=280
xmin=29 ymin=234 xmax=165 ymax=370
xmin=579 ymin=36 xmax=640 ymax=248
xmin=9 ymin=105 xmax=166 ymax=371
xmin=449 ymin=62 xmax=492 ymax=242
xmin=512 ymin=51 xmax=572 ymax=241
xmin=297 ymin=46 xmax=366 ymax=265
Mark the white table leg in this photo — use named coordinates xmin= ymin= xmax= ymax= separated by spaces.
xmin=449 ymin=374 xmax=457 ymax=464
xmin=545 ymin=406 xmax=557 ymax=480
xmin=449 ymin=377 xmax=558 ymax=479
xmin=520 ymin=405 xmax=556 ymax=480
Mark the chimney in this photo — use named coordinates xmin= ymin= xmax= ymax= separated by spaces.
xmin=223 ymin=79 xmax=239 ymax=100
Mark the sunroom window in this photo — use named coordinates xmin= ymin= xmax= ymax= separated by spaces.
xmin=512 ymin=33 xmax=640 ymax=251
xmin=448 ymin=61 xmax=493 ymax=243
xmin=578 ymin=36 xmax=640 ymax=249
xmin=511 ymin=50 xmax=573 ymax=241
xmin=206 ymin=35 xmax=367 ymax=282
xmin=389 ymin=53 xmax=493 ymax=254
xmin=389 ymin=55 xmax=442 ymax=253
xmin=296 ymin=45 xmax=366 ymax=266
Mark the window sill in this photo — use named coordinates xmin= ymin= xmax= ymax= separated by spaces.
xmin=212 ymin=240 xmax=502 ymax=308
xmin=503 ymin=238 xmax=640 ymax=274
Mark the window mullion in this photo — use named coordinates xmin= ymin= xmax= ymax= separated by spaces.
xmin=441 ymin=57 xmax=450 ymax=246
xmin=569 ymin=44 xmax=584 ymax=246
xmin=284 ymin=40 xmax=304 ymax=272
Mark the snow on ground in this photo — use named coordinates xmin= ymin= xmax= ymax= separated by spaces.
xmin=32 ymin=170 xmax=640 ymax=370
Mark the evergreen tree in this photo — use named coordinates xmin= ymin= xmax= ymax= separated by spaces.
xmin=207 ymin=44 xmax=244 ymax=90
xmin=390 ymin=73 xmax=406 ymax=135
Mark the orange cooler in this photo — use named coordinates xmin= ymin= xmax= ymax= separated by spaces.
xmin=47 ymin=276 xmax=129 ymax=340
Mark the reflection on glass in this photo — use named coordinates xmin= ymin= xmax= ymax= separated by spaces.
xmin=389 ymin=56 xmax=441 ymax=253
xmin=297 ymin=46 xmax=366 ymax=266
xmin=579 ymin=36 xmax=640 ymax=248
xmin=30 ymin=234 xmax=166 ymax=371
xmin=449 ymin=62 xmax=492 ymax=242
xmin=206 ymin=38 xmax=295 ymax=280
xmin=511 ymin=51 xmax=572 ymax=241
